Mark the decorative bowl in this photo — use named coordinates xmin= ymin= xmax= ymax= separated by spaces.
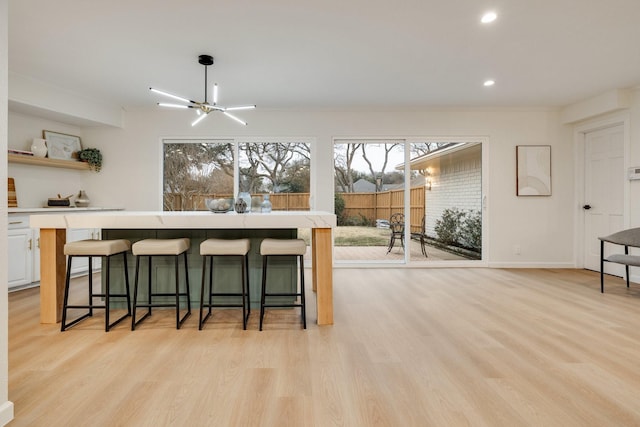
xmin=205 ymin=198 xmax=234 ymax=213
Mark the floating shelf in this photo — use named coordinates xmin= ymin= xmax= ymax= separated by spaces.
xmin=8 ymin=153 xmax=90 ymax=171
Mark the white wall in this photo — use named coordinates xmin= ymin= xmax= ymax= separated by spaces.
xmin=0 ymin=0 xmax=14 ymax=423
xmin=77 ymin=107 xmax=575 ymax=267
xmin=8 ymin=112 xmax=90 ymax=208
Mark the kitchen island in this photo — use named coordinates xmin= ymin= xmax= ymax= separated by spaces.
xmin=30 ymin=211 xmax=336 ymax=325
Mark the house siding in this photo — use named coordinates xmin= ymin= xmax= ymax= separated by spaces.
xmin=426 ymin=157 xmax=482 ymax=238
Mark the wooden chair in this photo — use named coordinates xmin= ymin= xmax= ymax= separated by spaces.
xmin=599 ymin=228 xmax=640 ymax=292
xmin=387 ymin=213 xmax=405 ymax=254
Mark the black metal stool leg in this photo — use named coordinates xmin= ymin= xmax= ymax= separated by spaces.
xmin=61 ymin=256 xmax=74 ymax=332
xmin=260 ymin=255 xmax=268 ymax=331
xmin=199 ymin=255 xmax=208 ymax=330
xmin=299 ymin=255 xmax=306 ymax=329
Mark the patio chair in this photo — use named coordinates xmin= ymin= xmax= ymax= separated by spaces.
xmin=419 ymin=215 xmax=429 ymax=258
xmin=387 ymin=213 xmax=404 ymax=254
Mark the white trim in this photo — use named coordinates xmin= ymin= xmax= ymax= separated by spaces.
xmin=0 ymin=401 xmax=14 ymax=426
xmin=331 ymin=135 xmax=489 ymax=267
xmin=573 ymin=111 xmax=630 ymax=269
xmin=488 ymin=262 xmax=576 ymax=269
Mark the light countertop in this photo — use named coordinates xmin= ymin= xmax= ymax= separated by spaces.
xmin=29 ymin=210 xmax=336 ymax=229
xmin=10 ymin=207 xmax=124 ymax=214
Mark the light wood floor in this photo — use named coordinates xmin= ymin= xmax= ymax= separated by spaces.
xmin=8 ymin=268 xmax=640 ymax=426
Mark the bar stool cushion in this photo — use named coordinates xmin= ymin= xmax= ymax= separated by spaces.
xmin=260 ymin=238 xmax=306 ymax=256
xmin=64 ymin=239 xmax=131 ymax=256
xmin=201 ymin=238 xmax=250 ymax=256
xmin=132 ymin=238 xmax=190 ymax=256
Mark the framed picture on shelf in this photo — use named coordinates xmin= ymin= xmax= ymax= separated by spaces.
xmin=43 ymin=130 xmax=82 ymax=160
xmin=516 ymin=145 xmax=551 ymax=196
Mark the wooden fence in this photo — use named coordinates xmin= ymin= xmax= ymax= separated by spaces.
xmin=166 ymin=193 xmax=311 ymax=211
xmin=167 ymin=188 xmax=424 ymax=233
xmin=339 ymin=186 xmax=425 ymax=234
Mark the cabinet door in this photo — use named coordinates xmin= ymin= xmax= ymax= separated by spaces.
xmin=8 ymin=228 xmax=33 ymax=289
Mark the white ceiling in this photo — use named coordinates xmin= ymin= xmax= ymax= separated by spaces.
xmin=8 ymin=0 xmax=640 ymax=111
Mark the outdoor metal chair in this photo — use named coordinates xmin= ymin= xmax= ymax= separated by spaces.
xmin=387 ymin=213 xmax=405 ymax=254
xmin=419 ymin=215 xmax=429 ymax=257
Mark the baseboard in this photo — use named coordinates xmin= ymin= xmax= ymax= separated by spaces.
xmin=0 ymin=400 xmax=14 ymax=426
xmin=487 ymin=262 xmax=576 ymax=269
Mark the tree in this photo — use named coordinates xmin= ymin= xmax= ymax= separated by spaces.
xmin=163 ymin=142 xmax=234 ymax=210
xmin=239 ymin=142 xmax=310 ymax=193
xmin=360 ymin=143 xmax=399 ymax=191
xmin=334 ymin=143 xmax=362 ymax=193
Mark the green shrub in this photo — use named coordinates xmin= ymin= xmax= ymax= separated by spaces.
xmin=335 ymin=193 xmax=346 ymax=225
xmin=461 ymin=209 xmax=482 ymax=250
xmin=434 ymin=208 xmax=465 ymax=246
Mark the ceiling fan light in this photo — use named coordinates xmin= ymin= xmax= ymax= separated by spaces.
xmin=191 ymin=113 xmax=208 ymax=126
xmin=223 ymin=111 xmax=247 ymax=126
xmin=224 ymin=105 xmax=256 ymax=111
xmin=150 ymin=87 xmax=191 ymax=104
xmin=158 ymin=103 xmax=189 ymax=109
xmin=213 ymin=83 xmax=219 ymax=105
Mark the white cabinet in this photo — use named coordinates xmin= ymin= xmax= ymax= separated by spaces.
xmin=8 ymin=226 xmax=34 ymax=289
xmin=8 ymin=213 xmax=101 ymax=290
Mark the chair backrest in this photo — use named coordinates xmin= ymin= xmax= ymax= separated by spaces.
xmin=390 ymin=213 xmax=404 ymax=234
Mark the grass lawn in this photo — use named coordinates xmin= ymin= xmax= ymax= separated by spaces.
xmin=298 ymin=226 xmax=389 ymax=246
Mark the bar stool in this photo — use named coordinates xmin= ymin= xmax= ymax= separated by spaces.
xmin=199 ymin=238 xmax=251 ymax=330
xmin=131 ymin=238 xmax=191 ymax=330
xmin=61 ymin=239 xmax=132 ymax=332
xmin=259 ymin=238 xmax=307 ymax=330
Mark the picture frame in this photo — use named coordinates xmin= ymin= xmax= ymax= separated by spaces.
xmin=43 ymin=130 xmax=82 ymax=160
xmin=516 ymin=145 xmax=551 ymax=196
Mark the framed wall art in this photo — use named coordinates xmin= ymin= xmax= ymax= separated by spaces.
xmin=43 ymin=130 xmax=82 ymax=160
xmin=516 ymin=145 xmax=551 ymax=196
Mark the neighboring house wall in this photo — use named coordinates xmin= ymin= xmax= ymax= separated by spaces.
xmin=426 ymin=155 xmax=482 ymax=237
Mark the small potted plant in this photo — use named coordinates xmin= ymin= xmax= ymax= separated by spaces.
xmin=78 ymin=148 xmax=102 ymax=172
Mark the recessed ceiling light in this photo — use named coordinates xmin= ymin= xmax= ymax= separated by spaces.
xmin=481 ymin=12 xmax=497 ymax=23
xmin=484 ymin=80 xmax=495 ymax=87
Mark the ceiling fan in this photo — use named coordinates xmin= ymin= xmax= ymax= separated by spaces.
xmin=150 ymin=54 xmax=255 ymax=126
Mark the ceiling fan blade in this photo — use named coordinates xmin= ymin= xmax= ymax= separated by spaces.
xmin=212 ymin=83 xmax=219 ymax=105
xmin=223 ymin=111 xmax=247 ymax=126
xmin=158 ymin=103 xmax=190 ymax=109
xmin=191 ymin=111 xmax=209 ymax=127
xmin=150 ymin=87 xmax=196 ymax=104
xmin=224 ymin=105 xmax=256 ymax=111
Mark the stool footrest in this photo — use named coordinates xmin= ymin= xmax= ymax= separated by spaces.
xmin=134 ymin=303 xmax=187 ymax=308
xmin=264 ymin=292 xmax=302 ymax=297
xmin=203 ymin=303 xmax=244 ymax=308
xmin=149 ymin=292 xmax=189 ymax=298
xmin=263 ymin=303 xmax=304 ymax=308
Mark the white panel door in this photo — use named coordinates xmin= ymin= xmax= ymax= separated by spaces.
xmin=583 ymin=125 xmax=624 ymax=273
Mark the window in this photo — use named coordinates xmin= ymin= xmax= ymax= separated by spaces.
xmin=163 ymin=138 xmax=311 ymax=211
xmin=333 ymin=138 xmax=484 ymax=264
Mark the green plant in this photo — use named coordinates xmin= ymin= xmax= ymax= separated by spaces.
xmin=78 ymin=148 xmax=102 ymax=172
xmin=434 ymin=207 xmax=465 ymax=246
xmin=335 ymin=193 xmax=346 ymax=225
xmin=461 ymin=209 xmax=482 ymax=250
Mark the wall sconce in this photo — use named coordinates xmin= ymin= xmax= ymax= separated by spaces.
xmin=426 ymin=179 xmax=432 ymax=191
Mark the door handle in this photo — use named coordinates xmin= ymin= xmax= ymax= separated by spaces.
xmin=583 ymin=204 xmax=592 ymax=210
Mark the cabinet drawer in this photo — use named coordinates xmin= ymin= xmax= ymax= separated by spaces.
xmin=8 ymin=215 xmax=30 ymax=229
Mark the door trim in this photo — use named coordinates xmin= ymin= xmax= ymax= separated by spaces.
xmin=573 ymin=112 xmax=630 ymax=269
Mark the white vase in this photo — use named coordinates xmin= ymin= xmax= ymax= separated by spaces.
xmin=31 ymin=138 xmax=48 ymax=158
xmin=75 ymin=190 xmax=90 ymax=207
